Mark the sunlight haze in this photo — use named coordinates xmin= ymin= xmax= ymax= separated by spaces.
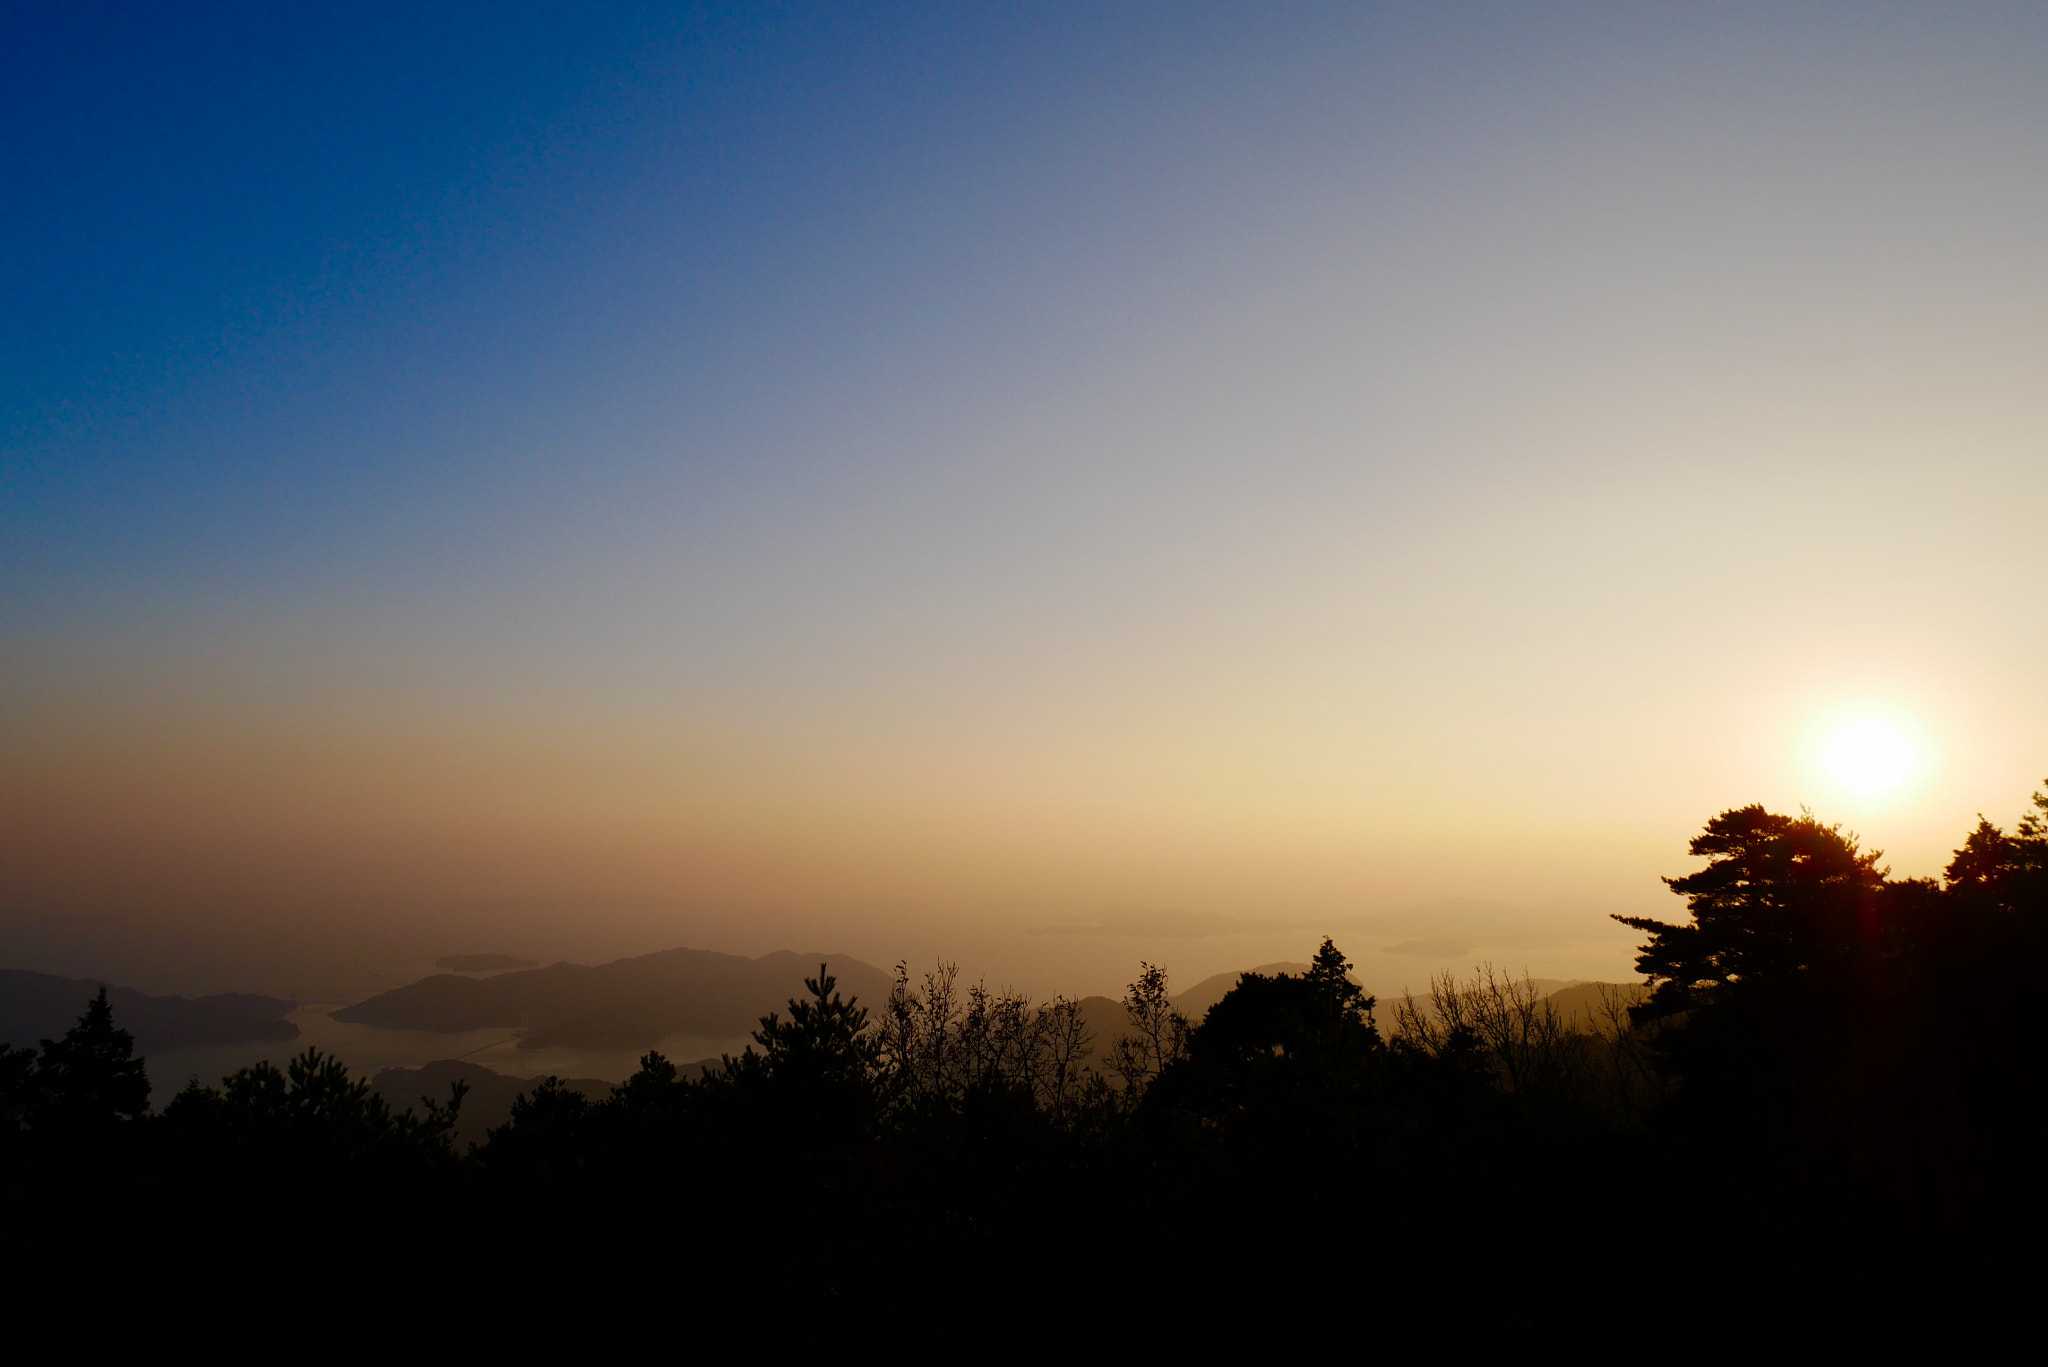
xmin=4 ymin=3 xmax=2045 ymax=1001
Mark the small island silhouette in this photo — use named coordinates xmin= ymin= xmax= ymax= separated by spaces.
xmin=3 ymin=787 xmax=2044 ymax=1353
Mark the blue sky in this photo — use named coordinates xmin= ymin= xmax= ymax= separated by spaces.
xmin=5 ymin=4 xmax=2047 ymax=995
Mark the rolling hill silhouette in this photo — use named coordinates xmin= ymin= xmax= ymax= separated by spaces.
xmin=1173 ymin=962 xmax=1313 ymax=1021
xmin=368 ymin=1059 xmax=624 ymax=1146
xmin=0 ymin=968 xmax=298 ymax=1053
xmin=334 ymin=947 xmax=895 ymax=1050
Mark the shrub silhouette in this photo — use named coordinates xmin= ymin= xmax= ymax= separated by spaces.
xmin=9 ymin=784 xmax=2048 ymax=1351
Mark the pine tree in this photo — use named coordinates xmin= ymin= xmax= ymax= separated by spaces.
xmin=1615 ymin=805 xmax=1884 ymax=1022
xmin=1303 ymin=936 xmax=1378 ymax=1034
xmin=34 ymin=987 xmax=151 ymax=1134
xmin=752 ymin=964 xmax=882 ymax=1092
xmin=720 ymin=964 xmax=882 ymax=1146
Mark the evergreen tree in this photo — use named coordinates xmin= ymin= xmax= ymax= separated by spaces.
xmin=1943 ymin=779 xmax=2048 ymax=919
xmin=1302 ymin=936 xmax=1379 ymax=1039
xmin=714 ymin=964 xmax=882 ymax=1148
xmin=1615 ymin=805 xmax=1885 ymax=1023
xmin=751 ymin=964 xmax=881 ymax=1088
xmin=33 ymin=988 xmax=150 ymax=1135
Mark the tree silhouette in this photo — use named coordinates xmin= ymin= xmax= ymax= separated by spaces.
xmin=159 ymin=1046 xmax=465 ymax=1185
xmin=1615 ymin=805 xmax=1885 ymax=1023
xmin=33 ymin=987 xmax=149 ymax=1137
xmin=1304 ymin=936 xmax=1375 ymax=1026
xmin=1107 ymin=962 xmax=1188 ymax=1098
xmin=750 ymin=963 xmax=880 ymax=1088
xmin=877 ymin=961 xmax=1100 ymax=1124
xmin=12 ymin=790 xmax=2048 ymax=1351
xmin=710 ymin=963 xmax=882 ymax=1150
xmin=1187 ymin=939 xmax=1377 ymax=1070
xmin=0 ymin=1040 xmax=36 ymax=1157
xmin=1148 ymin=940 xmax=1403 ymax=1163
xmin=1944 ymin=781 xmax=2048 ymax=922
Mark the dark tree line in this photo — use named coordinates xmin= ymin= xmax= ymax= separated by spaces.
xmin=4 ymin=784 xmax=2045 ymax=1352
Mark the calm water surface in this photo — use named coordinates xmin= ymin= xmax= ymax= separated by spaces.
xmin=144 ymin=1004 xmax=748 ymax=1103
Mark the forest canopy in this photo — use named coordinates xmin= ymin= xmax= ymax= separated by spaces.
xmin=4 ymin=783 xmax=2045 ymax=1353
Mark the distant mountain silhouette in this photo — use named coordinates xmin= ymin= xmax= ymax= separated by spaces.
xmin=1173 ymin=963 xmax=1313 ymax=1022
xmin=362 ymin=968 xmax=1625 ymax=1144
xmin=434 ymin=953 xmax=541 ymax=973
xmin=1162 ymin=962 xmax=1609 ymax=1030
xmin=368 ymin=1059 xmax=630 ymax=1146
xmin=335 ymin=948 xmax=895 ymax=1050
xmin=0 ymin=968 xmax=298 ymax=1053
xmin=1058 ymin=964 xmax=1325 ymax=1049
xmin=1540 ymin=980 xmax=1647 ymax=1028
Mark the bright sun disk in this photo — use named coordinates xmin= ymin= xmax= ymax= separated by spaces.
xmin=1824 ymin=720 xmax=1914 ymax=795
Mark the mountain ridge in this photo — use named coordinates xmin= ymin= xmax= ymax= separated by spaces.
xmin=0 ymin=968 xmax=299 ymax=1054
xmin=334 ymin=947 xmax=895 ymax=1050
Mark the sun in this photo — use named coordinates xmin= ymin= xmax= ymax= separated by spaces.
xmin=1824 ymin=719 xmax=1915 ymax=795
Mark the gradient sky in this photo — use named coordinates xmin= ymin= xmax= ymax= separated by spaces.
xmin=5 ymin=3 xmax=2046 ymax=1000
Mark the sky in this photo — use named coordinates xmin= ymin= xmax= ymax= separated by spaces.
xmin=4 ymin=2 xmax=2046 ymax=1001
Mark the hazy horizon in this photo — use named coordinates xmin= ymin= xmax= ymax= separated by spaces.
xmin=6 ymin=4 xmax=2045 ymax=1005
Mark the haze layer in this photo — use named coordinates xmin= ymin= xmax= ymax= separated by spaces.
xmin=5 ymin=5 xmax=2045 ymax=996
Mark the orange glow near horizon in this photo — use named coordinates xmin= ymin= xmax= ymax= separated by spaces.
xmin=5 ymin=9 xmax=2047 ymax=1003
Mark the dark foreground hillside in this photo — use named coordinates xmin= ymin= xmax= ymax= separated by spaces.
xmin=4 ymin=788 xmax=2046 ymax=1353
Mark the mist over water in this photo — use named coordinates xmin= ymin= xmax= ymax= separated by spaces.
xmin=4 ymin=9 xmax=2046 ymax=1348
xmin=140 ymin=1005 xmax=751 ymax=1100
